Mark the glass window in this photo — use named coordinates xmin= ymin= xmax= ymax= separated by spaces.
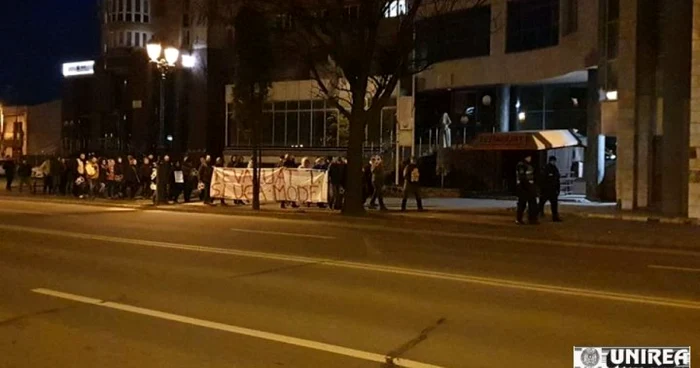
xmin=506 ymin=0 xmax=560 ymax=53
xmin=118 ymin=31 xmax=125 ymax=45
xmin=274 ymin=112 xmax=285 ymax=145
xmin=312 ymin=100 xmax=325 ymax=109
xmin=381 ymin=108 xmax=396 ymax=147
xmin=142 ymin=33 xmax=148 ymax=46
xmin=416 ymin=5 xmax=491 ymax=63
xmin=299 ymin=100 xmax=311 ymax=110
xmin=135 ymin=0 xmax=141 ymax=12
xmin=326 ymin=112 xmax=338 ymax=147
xmin=126 ymin=31 xmax=132 ymax=46
xmin=299 ymin=112 xmax=311 ymax=146
xmin=126 ymin=0 xmax=132 ymax=21
xmin=274 ymin=101 xmax=286 ymax=111
xmin=263 ymin=112 xmax=274 ymax=146
xmin=367 ymin=114 xmax=381 ymax=147
xmin=286 ymin=112 xmax=298 ymax=146
xmin=312 ymin=111 xmax=325 ymax=146
xmin=134 ymin=32 xmax=140 ymax=47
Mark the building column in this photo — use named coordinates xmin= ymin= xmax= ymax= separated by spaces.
xmin=585 ymin=68 xmax=604 ymax=200
xmin=615 ymin=0 xmax=639 ymax=210
xmin=659 ymin=0 xmax=692 ymax=217
xmin=498 ymin=85 xmax=510 ymax=132
xmin=634 ymin=0 xmax=658 ymax=209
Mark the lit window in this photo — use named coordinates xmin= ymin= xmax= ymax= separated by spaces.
xmin=384 ymin=0 xmax=406 ymax=18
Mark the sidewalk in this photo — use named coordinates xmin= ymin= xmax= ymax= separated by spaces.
xmin=1 ymin=183 xmax=696 ymax=225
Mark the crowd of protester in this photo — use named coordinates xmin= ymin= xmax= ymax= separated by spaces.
xmin=1 ymin=152 xmax=424 ymax=211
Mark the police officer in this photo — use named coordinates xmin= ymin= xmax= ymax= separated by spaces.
xmin=539 ymin=156 xmax=562 ymax=222
xmin=515 ymin=155 xmax=538 ymax=225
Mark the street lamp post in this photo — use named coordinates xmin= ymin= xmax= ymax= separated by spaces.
xmin=146 ymin=41 xmax=196 ymax=151
xmin=146 ymin=41 xmax=195 ymax=205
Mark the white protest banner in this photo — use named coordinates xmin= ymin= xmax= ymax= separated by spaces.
xmin=210 ymin=168 xmax=329 ymax=203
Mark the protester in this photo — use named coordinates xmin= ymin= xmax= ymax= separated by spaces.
xmin=362 ymin=157 xmax=375 ymax=205
xmin=369 ymin=156 xmax=388 ymax=211
xmin=39 ymin=157 xmax=52 ymax=194
xmin=140 ymin=157 xmax=153 ymax=199
xmin=182 ymin=156 xmax=195 ymax=203
xmin=160 ymin=155 xmax=173 ymax=202
xmin=105 ymin=159 xmax=115 ymax=198
xmin=114 ymin=156 xmax=125 ymax=198
xmin=199 ymin=156 xmax=213 ymax=205
xmin=74 ymin=153 xmax=87 ymax=198
xmin=17 ymin=158 xmax=32 ymax=193
xmin=125 ymin=157 xmax=140 ymax=199
xmin=401 ymin=157 xmax=423 ymax=212
xmin=515 ymin=155 xmax=538 ymax=225
xmin=227 ymin=155 xmax=237 ymax=168
xmin=2 ymin=156 xmax=15 ymax=191
xmin=86 ymin=156 xmax=100 ymax=198
xmin=58 ymin=158 xmax=69 ymax=195
xmin=328 ymin=156 xmax=345 ymax=210
xmin=171 ymin=160 xmax=185 ymax=203
xmin=539 ymin=156 xmax=562 ymax=222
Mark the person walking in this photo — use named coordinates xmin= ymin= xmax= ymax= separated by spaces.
xmin=17 ymin=158 xmax=32 ymax=193
xmin=3 ymin=156 xmax=16 ymax=191
xmin=539 ymin=156 xmax=562 ymax=222
xmin=401 ymin=157 xmax=423 ymax=211
xmin=369 ymin=156 xmax=388 ymax=211
xmin=515 ymin=155 xmax=539 ymax=225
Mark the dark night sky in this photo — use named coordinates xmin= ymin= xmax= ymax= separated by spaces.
xmin=0 ymin=0 xmax=100 ymax=106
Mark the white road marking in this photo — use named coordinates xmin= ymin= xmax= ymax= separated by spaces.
xmin=32 ymin=288 xmax=442 ymax=368
xmin=147 ymin=210 xmax=700 ymax=258
xmin=230 ymin=228 xmax=335 ymax=240
xmin=649 ymin=265 xmax=700 ymax=273
xmin=3 ymin=224 xmax=700 ymax=310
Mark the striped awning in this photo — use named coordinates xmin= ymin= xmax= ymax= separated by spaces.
xmin=464 ymin=129 xmax=585 ymax=151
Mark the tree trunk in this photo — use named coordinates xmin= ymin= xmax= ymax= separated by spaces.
xmin=342 ymin=109 xmax=367 ymax=215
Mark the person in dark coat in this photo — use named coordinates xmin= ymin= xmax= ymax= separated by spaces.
xmin=17 ymin=158 xmax=32 ymax=193
xmin=3 ymin=156 xmax=16 ymax=191
xmin=515 ymin=155 xmax=539 ymax=225
xmin=171 ymin=160 xmax=185 ymax=203
xmin=199 ymin=156 xmax=213 ymax=205
xmin=362 ymin=157 xmax=374 ymax=205
xmin=124 ymin=157 xmax=140 ymax=199
xmin=327 ymin=157 xmax=345 ymax=210
xmin=539 ymin=156 xmax=562 ymax=222
xmin=159 ymin=155 xmax=173 ymax=202
xmin=182 ymin=156 xmax=195 ymax=203
xmin=401 ymin=157 xmax=423 ymax=211
xmin=139 ymin=157 xmax=153 ymax=199
xmin=369 ymin=156 xmax=388 ymax=211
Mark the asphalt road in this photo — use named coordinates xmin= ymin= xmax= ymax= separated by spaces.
xmin=0 ymin=198 xmax=698 ymax=367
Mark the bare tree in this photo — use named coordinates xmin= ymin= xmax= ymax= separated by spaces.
xmin=251 ymin=0 xmax=486 ymax=214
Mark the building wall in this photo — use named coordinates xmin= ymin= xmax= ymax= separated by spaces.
xmin=417 ymin=0 xmax=598 ymax=91
xmin=0 ymin=105 xmax=28 ymax=158
xmin=27 ymin=100 xmax=62 ymax=155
